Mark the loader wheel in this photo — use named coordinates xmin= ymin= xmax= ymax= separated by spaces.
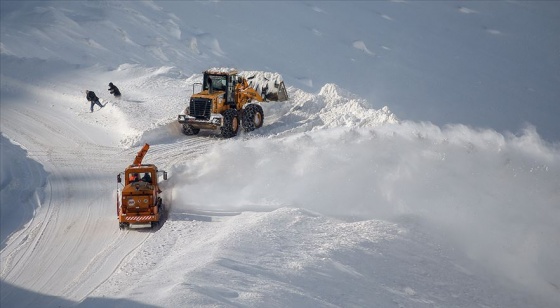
xmin=220 ymin=109 xmax=239 ymax=138
xmin=182 ymin=124 xmax=200 ymax=135
xmin=242 ymin=104 xmax=264 ymax=132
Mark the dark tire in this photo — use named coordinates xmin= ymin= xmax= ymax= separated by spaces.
xmin=157 ymin=197 xmax=164 ymax=213
xmin=220 ymin=109 xmax=239 ymax=138
xmin=182 ymin=124 xmax=200 ymax=135
xmin=242 ymin=104 xmax=264 ymax=132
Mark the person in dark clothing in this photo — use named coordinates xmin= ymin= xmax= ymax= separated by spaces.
xmin=108 ymin=82 xmax=121 ymax=97
xmin=141 ymin=172 xmax=152 ymax=183
xmin=86 ymin=90 xmax=103 ymax=112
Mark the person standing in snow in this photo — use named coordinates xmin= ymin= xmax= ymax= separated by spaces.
xmin=86 ymin=90 xmax=103 ymax=112
xmin=108 ymin=82 xmax=121 ymax=98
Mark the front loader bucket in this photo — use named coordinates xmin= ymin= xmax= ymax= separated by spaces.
xmin=240 ymin=71 xmax=289 ymax=101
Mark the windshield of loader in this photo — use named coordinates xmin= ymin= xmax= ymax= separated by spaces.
xmin=205 ymin=75 xmax=227 ymax=92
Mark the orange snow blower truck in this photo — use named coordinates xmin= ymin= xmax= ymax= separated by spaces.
xmin=116 ymin=143 xmax=168 ymax=230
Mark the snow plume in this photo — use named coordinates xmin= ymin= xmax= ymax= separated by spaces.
xmin=172 ymin=122 xmax=560 ymax=299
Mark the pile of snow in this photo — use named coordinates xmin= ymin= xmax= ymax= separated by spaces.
xmin=261 ymin=84 xmax=398 ymax=136
xmin=239 ymin=70 xmax=287 ymax=100
xmin=0 ymin=136 xmax=48 ymax=250
xmin=206 ymin=67 xmax=238 ymax=74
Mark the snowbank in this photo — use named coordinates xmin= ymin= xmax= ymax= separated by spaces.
xmin=0 ymin=135 xmax=48 ymax=249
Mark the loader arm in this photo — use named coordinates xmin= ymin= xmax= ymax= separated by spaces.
xmin=236 ymin=82 xmax=265 ymax=103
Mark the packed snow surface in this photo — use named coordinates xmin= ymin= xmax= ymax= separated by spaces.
xmin=1 ymin=1 xmax=560 ymax=307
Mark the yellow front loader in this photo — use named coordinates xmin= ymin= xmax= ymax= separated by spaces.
xmin=178 ymin=68 xmax=288 ymax=138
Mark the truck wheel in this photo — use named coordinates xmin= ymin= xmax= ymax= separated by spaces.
xmin=182 ymin=124 xmax=200 ymax=135
xmin=242 ymin=104 xmax=264 ymax=132
xmin=220 ymin=109 xmax=239 ymax=138
xmin=157 ymin=198 xmax=163 ymax=213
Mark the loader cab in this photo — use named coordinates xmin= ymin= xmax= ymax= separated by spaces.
xmin=202 ymin=72 xmax=237 ymax=104
xmin=204 ymin=74 xmax=227 ymax=93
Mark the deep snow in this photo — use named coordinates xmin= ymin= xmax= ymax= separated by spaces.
xmin=1 ymin=1 xmax=560 ymax=307
xmin=2 ymin=0 xmax=559 ymax=141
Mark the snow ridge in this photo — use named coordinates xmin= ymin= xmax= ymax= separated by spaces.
xmin=262 ymin=84 xmax=398 ymax=136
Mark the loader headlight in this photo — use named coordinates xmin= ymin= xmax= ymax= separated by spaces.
xmin=212 ymin=118 xmax=221 ymax=125
xmin=128 ymin=199 xmax=135 ymax=206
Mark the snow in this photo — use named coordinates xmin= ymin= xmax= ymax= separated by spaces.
xmin=1 ymin=1 xmax=559 ymax=307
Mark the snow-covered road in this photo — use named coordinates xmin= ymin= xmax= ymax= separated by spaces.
xmin=0 ymin=63 xmax=217 ymax=305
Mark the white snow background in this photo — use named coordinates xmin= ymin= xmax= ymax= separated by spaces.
xmin=1 ymin=1 xmax=559 ymax=307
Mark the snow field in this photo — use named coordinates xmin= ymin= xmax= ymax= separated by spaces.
xmin=2 ymin=58 xmax=559 ymax=306
xmin=1 ymin=1 xmax=560 ymax=307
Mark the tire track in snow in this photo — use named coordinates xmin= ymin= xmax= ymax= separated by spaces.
xmin=59 ymin=228 xmax=149 ymax=300
xmin=2 ymin=82 xmax=230 ymax=303
xmin=0 ymin=179 xmax=55 ymax=281
xmin=147 ymin=135 xmax=222 ymax=168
